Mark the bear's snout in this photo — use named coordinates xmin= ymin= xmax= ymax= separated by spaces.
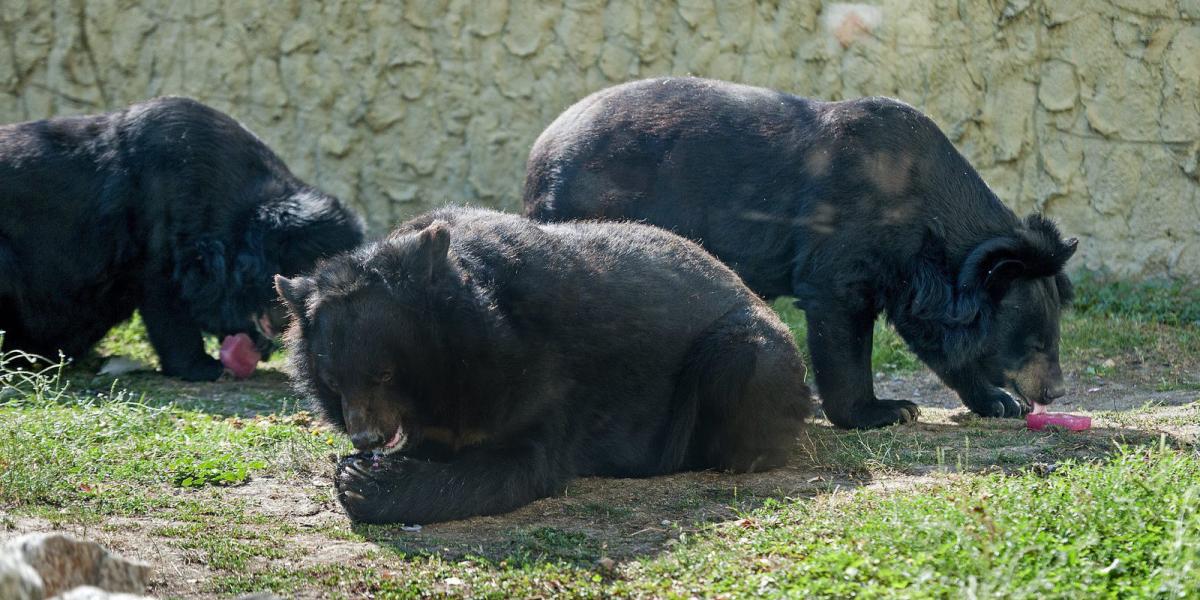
xmin=1007 ymin=352 xmax=1067 ymax=405
xmin=350 ymin=430 xmax=386 ymax=451
xmin=1045 ymin=381 xmax=1066 ymax=401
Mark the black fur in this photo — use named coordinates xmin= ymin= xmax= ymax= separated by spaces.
xmin=524 ymin=77 xmax=1078 ymax=429
xmin=278 ymin=207 xmax=810 ymax=524
xmin=0 ymin=97 xmax=364 ymax=380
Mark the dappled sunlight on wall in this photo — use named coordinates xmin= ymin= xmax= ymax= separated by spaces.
xmin=1 ymin=0 xmax=1196 ymax=278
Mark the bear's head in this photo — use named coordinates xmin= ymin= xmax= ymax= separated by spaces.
xmin=907 ymin=216 xmax=1080 ymax=412
xmin=175 ymin=188 xmax=364 ymax=354
xmin=275 ymin=221 xmax=478 ymax=453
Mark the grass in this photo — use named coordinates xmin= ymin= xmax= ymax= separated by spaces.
xmin=0 ymin=349 xmax=342 ymax=513
xmin=621 ymin=446 xmax=1200 ymax=599
xmin=0 ymin=277 xmax=1198 ymax=598
xmin=1071 ymin=272 xmax=1200 ymax=326
xmin=133 ymin=448 xmax=1200 ymax=599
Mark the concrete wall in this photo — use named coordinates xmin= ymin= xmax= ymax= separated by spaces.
xmin=2 ymin=0 xmax=1198 ymax=279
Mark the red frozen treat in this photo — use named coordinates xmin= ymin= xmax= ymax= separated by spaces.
xmin=1026 ymin=403 xmax=1091 ymax=431
xmin=219 ymin=333 xmax=260 ymax=379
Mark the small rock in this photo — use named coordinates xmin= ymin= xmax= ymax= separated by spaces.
xmin=1030 ymin=463 xmax=1059 ymax=477
xmin=1102 ymin=358 xmax=1117 ymax=368
xmin=2 ymin=533 xmax=151 ymax=599
xmin=597 ymin=557 xmax=616 ymax=572
xmin=400 ymin=524 xmax=422 ymax=533
xmin=0 ymin=551 xmax=43 ymax=600
xmin=98 ymin=357 xmax=151 ymax=377
xmin=53 ymin=586 xmax=153 ymax=599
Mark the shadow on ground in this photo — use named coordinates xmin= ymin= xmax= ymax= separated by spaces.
xmin=346 ymin=396 xmax=1193 ymax=566
xmin=349 ymin=455 xmax=862 ymax=564
xmin=62 ymin=362 xmax=305 ymax=417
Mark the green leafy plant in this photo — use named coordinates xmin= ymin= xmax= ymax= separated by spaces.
xmin=170 ymin=454 xmax=267 ymax=488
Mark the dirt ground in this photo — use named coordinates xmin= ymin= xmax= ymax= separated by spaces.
xmin=3 ymin=365 xmax=1196 ymax=599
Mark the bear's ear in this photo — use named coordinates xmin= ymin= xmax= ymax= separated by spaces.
xmin=410 ymin=221 xmax=452 ymax=283
xmin=1023 ymin=213 xmax=1078 ymax=276
xmin=958 ymin=215 xmax=1077 ymax=300
xmin=367 ymin=220 xmax=452 ymax=286
xmin=274 ymin=275 xmax=315 ymax=315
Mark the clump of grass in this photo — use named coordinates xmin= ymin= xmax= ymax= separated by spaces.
xmin=171 ymin=454 xmax=268 ymax=488
xmin=506 ymin=527 xmax=604 ymax=566
xmin=0 ymin=336 xmax=70 ymax=402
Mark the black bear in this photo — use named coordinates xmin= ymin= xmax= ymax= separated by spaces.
xmin=0 ymin=97 xmax=364 ymax=380
xmin=277 ymin=207 xmax=810 ymax=524
xmin=524 ymin=77 xmax=1077 ymax=429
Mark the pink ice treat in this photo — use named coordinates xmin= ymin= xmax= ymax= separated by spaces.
xmin=219 ymin=333 xmax=260 ymax=379
xmin=1026 ymin=409 xmax=1091 ymax=431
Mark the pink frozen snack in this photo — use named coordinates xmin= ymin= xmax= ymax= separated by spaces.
xmin=1026 ymin=403 xmax=1090 ymax=431
xmin=219 ymin=333 xmax=260 ymax=379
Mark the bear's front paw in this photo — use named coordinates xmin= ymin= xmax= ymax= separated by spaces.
xmin=830 ymin=398 xmax=920 ymax=429
xmin=333 ymin=451 xmax=388 ymax=518
xmin=965 ymin=387 xmax=1026 ymax=418
xmin=865 ymin=398 xmax=920 ymax=428
xmin=334 ymin=453 xmax=403 ymax=522
xmin=163 ymin=357 xmax=224 ymax=382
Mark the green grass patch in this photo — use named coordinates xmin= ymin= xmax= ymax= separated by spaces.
xmin=508 ymin=527 xmax=603 ymax=566
xmin=1072 ymin=271 xmax=1200 ymax=326
xmin=624 ymin=446 xmax=1200 ymax=599
xmin=170 ymin=454 xmax=268 ymax=488
xmin=94 ymin=313 xmax=160 ymax=367
xmin=0 ymin=353 xmax=341 ymax=513
xmin=772 ymin=299 xmax=923 ymax=373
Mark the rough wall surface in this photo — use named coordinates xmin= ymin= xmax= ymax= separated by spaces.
xmin=1 ymin=0 xmax=1197 ymax=279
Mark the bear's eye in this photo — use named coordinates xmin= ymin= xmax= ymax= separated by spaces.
xmin=375 ymin=370 xmax=394 ymax=384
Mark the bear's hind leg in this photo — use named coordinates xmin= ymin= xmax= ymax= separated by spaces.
xmin=679 ymin=305 xmax=811 ymax=474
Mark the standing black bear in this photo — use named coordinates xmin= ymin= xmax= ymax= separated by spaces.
xmin=0 ymin=97 xmax=364 ymax=380
xmin=524 ymin=77 xmax=1077 ymax=429
xmin=277 ymin=207 xmax=810 ymax=524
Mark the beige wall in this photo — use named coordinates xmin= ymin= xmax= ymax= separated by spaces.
xmin=2 ymin=0 xmax=1198 ymax=279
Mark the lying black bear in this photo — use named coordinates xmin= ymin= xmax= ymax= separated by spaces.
xmin=277 ymin=207 xmax=810 ymax=524
xmin=0 ymin=97 xmax=364 ymax=380
xmin=524 ymin=77 xmax=1077 ymax=429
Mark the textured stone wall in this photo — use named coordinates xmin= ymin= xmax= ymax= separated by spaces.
xmin=2 ymin=0 xmax=1197 ymax=279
